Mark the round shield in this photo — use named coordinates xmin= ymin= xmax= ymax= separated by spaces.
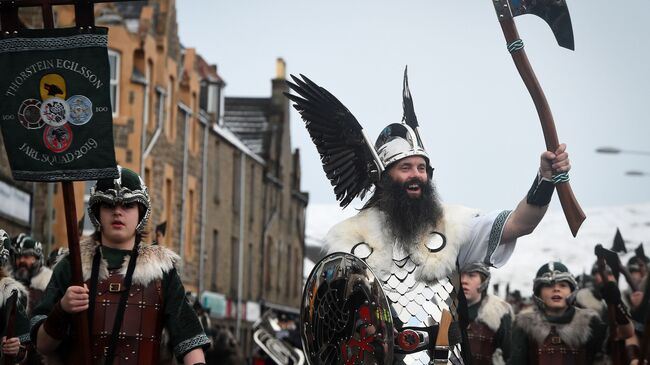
xmin=40 ymin=97 xmax=70 ymax=127
xmin=17 ymin=99 xmax=44 ymax=129
xmin=301 ymin=252 xmax=394 ymax=365
xmin=67 ymin=95 xmax=93 ymax=125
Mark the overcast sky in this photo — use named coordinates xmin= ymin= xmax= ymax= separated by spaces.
xmin=176 ymin=0 xmax=650 ymax=214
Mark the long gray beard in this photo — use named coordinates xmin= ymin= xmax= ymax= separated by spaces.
xmin=14 ymin=266 xmax=35 ymax=286
xmin=376 ymin=176 xmax=443 ymax=251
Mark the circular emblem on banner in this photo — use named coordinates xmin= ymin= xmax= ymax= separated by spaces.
xmin=17 ymin=99 xmax=44 ymax=129
xmin=40 ymin=97 xmax=70 ymax=127
xmin=67 ymin=95 xmax=93 ymax=125
xmin=43 ymin=124 xmax=73 ymax=153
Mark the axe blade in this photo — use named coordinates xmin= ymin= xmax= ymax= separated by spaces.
xmin=594 ymin=244 xmax=621 ymax=280
xmin=509 ymin=0 xmax=575 ymax=50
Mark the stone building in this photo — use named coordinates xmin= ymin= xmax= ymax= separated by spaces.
xmin=0 ymin=0 xmax=308 ymax=356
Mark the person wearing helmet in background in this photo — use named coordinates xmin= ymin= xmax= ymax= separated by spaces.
xmin=11 ymin=234 xmax=53 ymax=317
xmin=0 ymin=229 xmax=30 ymax=363
xmin=30 ymin=167 xmax=210 ymax=364
xmin=508 ymin=261 xmax=635 ymax=364
xmin=461 ymin=262 xmax=513 ymax=365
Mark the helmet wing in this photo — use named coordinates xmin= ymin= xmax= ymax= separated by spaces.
xmin=285 ymin=75 xmax=379 ymax=207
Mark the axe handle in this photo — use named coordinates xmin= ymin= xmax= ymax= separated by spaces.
xmin=498 ymin=18 xmax=586 ymax=237
xmin=435 ymin=310 xmax=452 ymax=347
xmin=595 ymin=256 xmax=627 ymax=365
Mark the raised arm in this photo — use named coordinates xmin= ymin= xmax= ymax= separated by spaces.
xmin=501 ymin=144 xmax=570 ymax=243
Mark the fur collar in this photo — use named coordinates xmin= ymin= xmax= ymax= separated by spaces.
xmin=576 ymin=288 xmax=606 ymax=317
xmin=0 ymin=276 xmax=28 ymax=307
xmin=477 ymin=294 xmax=514 ymax=332
xmin=30 ymin=266 xmax=53 ymax=291
xmin=515 ymin=306 xmax=596 ymax=348
xmin=71 ymin=237 xmax=180 ymax=286
xmin=325 ymin=204 xmax=479 ymax=282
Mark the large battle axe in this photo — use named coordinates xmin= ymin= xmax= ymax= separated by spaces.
xmin=492 ymin=0 xmax=585 ymax=236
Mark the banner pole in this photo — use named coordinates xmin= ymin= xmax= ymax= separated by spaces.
xmin=61 ymin=181 xmax=92 ymax=365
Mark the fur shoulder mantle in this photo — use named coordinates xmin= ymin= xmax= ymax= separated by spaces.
xmin=325 ymin=204 xmax=479 ymax=281
xmin=477 ymin=294 xmax=514 ymax=332
xmin=0 ymin=276 xmax=28 ymax=307
xmin=515 ymin=307 xmax=597 ymax=348
xmin=30 ymin=266 xmax=53 ymax=291
xmin=71 ymin=238 xmax=181 ymax=286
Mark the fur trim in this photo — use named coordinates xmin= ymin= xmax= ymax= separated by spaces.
xmin=324 ymin=204 xmax=479 ymax=281
xmin=477 ymin=294 xmax=514 ymax=332
xmin=29 ymin=266 xmax=53 ymax=291
xmin=492 ymin=348 xmax=505 ymax=365
xmin=0 ymin=276 xmax=28 ymax=307
xmin=514 ymin=307 xmax=596 ymax=348
xmin=575 ymin=288 xmax=606 ymax=317
xmin=70 ymin=238 xmax=181 ymax=286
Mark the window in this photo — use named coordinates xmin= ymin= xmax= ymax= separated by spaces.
xmin=213 ymin=141 xmax=220 ymax=203
xmin=265 ymin=238 xmax=273 ymax=293
xmin=247 ymin=242 xmax=253 ymax=299
xmin=166 ymin=77 xmax=175 ymax=138
xmin=248 ymin=164 xmax=255 ymax=223
xmin=163 ymin=178 xmax=173 ymax=245
xmin=232 ymin=151 xmax=241 ymax=213
xmin=154 ymin=87 xmax=165 ymax=133
xmin=184 ymin=188 xmax=195 ymax=258
xmin=82 ymin=181 xmax=95 ymax=235
xmin=286 ymin=246 xmax=292 ymax=297
xmin=211 ymin=230 xmax=219 ymax=291
xmin=276 ymin=241 xmax=283 ymax=295
xmin=231 ymin=237 xmax=239 ymax=296
xmin=107 ymin=50 xmax=120 ymax=115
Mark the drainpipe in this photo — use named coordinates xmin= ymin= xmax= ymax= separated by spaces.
xmin=178 ymin=103 xmax=191 ymax=277
xmin=198 ymin=112 xmax=209 ymax=294
xmin=235 ymin=153 xmax=246 ymax=339
xmin=142 ymin=86 xmax=166 ymax=162
xmin=138 ymin=64 xmax=151 ymax=175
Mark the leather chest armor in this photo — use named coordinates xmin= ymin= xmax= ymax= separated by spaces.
xmin=528 ymin=326 xmax=586 ymax=365
xmin=377 ymin=247 xmax=463 ymax=365
xmin=88 ymin=269 xmax=165 ymax=364
xmin=466 ymin=321 xmax=496 ymax=365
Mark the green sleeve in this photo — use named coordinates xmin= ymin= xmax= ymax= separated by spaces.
xmin=586 ymin=315 xmax=607 ymax=353
xmin=163 ymin=268 xmax=211 ymax=361
xmin=16 ymin=303 xmax=31 ymax=343
xmin=505 ymin=323 xmax=528 ymax=365
xmin=29 ymin=256 xmax=71 ymax=342
xmin=495 ymin=312 xmax=512 ymax=360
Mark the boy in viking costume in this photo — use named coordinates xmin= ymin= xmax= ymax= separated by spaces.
xmin=0 ymin=229 xmax=30 ymax=362
xmin=286 ymin=70 xmax=571 ymax=364
xmin=508 ymin=261 xmax=634 ymax=364
xmin=30 ymin=167 xmax=210 ymax=364
xmin=460 ymin=262 xmax=513 ymax=365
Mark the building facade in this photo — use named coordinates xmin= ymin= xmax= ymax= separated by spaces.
xmin=0 ymin=1 xmax=308 ymax=356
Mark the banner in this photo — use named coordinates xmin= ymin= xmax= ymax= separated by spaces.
xmin=0 ymin=27 xmax=118 ymax=181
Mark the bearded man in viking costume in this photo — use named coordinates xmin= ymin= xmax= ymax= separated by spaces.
xmin=286 ymin=69 xmax=571 ymax=364
xmin=11 ymin=234 xmax=52 ymax=317
xmin=30 ymin=167 xmax=210 ymax=364
xmin=460 ymin=262 xmax=513 ymax=365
